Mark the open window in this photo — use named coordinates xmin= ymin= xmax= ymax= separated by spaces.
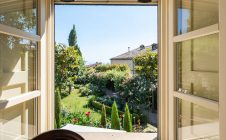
xmin=54 ymin=1 xmax=158 ymax=135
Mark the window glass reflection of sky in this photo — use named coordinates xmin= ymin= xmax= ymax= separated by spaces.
xmin=177 ymin=8 xmax=190 ymax=34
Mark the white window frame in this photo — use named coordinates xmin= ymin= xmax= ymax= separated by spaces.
xmin=13 ymin=0 xmax=225 ymax=139
xmin=0 ymin=13 xmax=41 ymax=111
xmin=0 ymin=0 xmax=55 ymax=136
xmin=219 ymin=0 xmax=226 ymax=139
xmin=0 ymin=0 xmax=42 ymax=138
xmin=166 ymin=0 xmax=226 ymax=140
xmin=38 ymin=0 xmax=55 ymax=132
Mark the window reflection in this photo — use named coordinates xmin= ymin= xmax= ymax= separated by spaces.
xmin=0 ymin=33 xmax=37 ymax=100
xmin=176 ymin=0 xmax=218 ymax=34
xmin=0 ymin=99 xmax=37 ymax=139
xmin=177 ymin=99 xmax=219 ymax=140
xmin=0 ymin=0 xmax=37 ymax=34
xmin=176 ymin=34 xmax=219 ymax=101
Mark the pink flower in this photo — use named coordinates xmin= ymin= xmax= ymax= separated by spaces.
xmin=85 ymin=111 xmax=91 ymax=117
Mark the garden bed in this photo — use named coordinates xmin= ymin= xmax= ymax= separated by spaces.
xmin=60 ymin=88 xmax=157 ymax=133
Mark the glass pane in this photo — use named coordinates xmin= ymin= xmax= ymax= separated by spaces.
xmin=176 ymin=0 xmax=218 ymax=34
xmin=0 ymin=0 xmax=38 ymax=35
xmin=0 ymin=99 xmax=37 ymax=140
xmin=176 ymin=34 xmax=219 ymax=101
xmin=176 ymin=99 xmax=219 ymax=140
xmin=0 ymin=33 xmax=37 ymax=100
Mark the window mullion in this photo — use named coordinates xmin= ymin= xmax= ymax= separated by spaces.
xmin=0 ymin=90 xmax=41 ymax=110
xmin=0 ymin=24 xmax=41 ymax=42
xmin=173 ymin=91 xmax=219 ymax=111
xmin=173 ymin=24 xmax=219 ymax=43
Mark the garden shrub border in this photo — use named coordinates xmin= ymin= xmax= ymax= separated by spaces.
xmin=89 ymin=100 xmax=147 ymax=124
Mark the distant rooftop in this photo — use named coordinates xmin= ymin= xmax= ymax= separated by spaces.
xmin=110 ymin=43 xmax=157 ymax=60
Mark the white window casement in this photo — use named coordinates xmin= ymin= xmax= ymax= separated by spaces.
xmin=0 ymin=0 xmax=40 ymax=139
xmin=160 ymin=0 xmax=226 ymax=139
xmin=0 ymin=0 xmax=54 ymax=139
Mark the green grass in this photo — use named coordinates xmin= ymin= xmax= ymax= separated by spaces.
xmin=61 ymin=89 xmax=101 ymax=121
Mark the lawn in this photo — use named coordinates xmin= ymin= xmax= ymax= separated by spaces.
xmin=61 ymin=88 xmax=157 ymax=132
xmin=61 ymin=89 xmax=101 ymax=121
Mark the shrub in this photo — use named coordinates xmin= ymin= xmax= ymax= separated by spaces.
xmin=111 ymin=101 xmax=120 ymax=130
xmin=89 ymin=73 xmax=106 ymax=86
xmin=80 ymin=84 xmax=104 ymax=97
xmin=101 ymin=104 xmax=107 ymax=128
xmin=89 ymin=100 xmax=123 ymax=115
xmin=79 ymin=84 xmax=92 ymax=96
xmin=88 ymin=95 xmax=96 ymax=106
xmin=123 ymin=103 xmax=132 ymax=132
xmin=121 ymin=76 xmax=156 ymax=112
xmin=96 ymin=97 xmax=114 ymax=107
xmin=89 ymin=84 xmax=104 ymax=96
xmin=55 ymin=89 xmax=61 ymax=128
xmin=96 ymin=96 xmax=125 ymax=111
xmin=60 ymin=109 xmax=100 ymax=127
xmin=78 ymin=64 xmax=131 ymax=95
xmin=105 ymin=70 xmax=130 ymax=92
xmin=95 ymin=64 xmax=130 ymax=72
xmin=89 ymin=100 xmax=144 ymax=124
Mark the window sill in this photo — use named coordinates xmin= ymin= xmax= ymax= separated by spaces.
xmin=62 ymin=124 xmax=157 ymax=140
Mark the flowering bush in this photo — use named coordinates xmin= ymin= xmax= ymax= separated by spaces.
xmin=85 ymin=111 xmax=91 ymax=117
xmin=60 ymin=109 xmax=100 ymax=127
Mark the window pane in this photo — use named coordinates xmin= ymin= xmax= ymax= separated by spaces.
xmin=176 ymin=34 xmax=219 ymax=101
xmin=0 ymin=0 xmax=38 ymax=35
xmin=176 ymin=0 xmax=218 ymax=35
xmin=176 ymin=99 xmax=219 ymax=140
xmin=0 ymin=33 xmax=37 ymax=100
xmin=0 ymin=99 xmax=37 ymax=140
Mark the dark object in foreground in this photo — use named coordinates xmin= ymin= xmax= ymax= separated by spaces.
xmin=138 ymin=0 xmax=152 ymax=3
xmin=32 ymin=129 xmax=84 ymax=140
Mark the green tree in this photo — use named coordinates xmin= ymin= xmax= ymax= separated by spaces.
xmin=132 ymin=49 xmax=158 ymax=111
xmin=123 ymin=103 xmax=132 ymax=132
xmin=55 ymin=43 xmax=80 ymax=94
xmin=111 ymin=101 xmax=120 ymax=130
xmin=55 ymin=89 xmax=61 ymax=128
xmin=68 ymin=25 xmax=85 ymax=80
xmin=68 ymin=24 xmax=82 ymax=56
xmin=101 ymin=104 xmax=107 ymax=128
xmin=134 ymin=49 xmax=158 ymax=82
xmin=68 ymin=24 xmax=77 ymax=46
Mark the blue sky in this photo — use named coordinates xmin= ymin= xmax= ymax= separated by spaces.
xmin=55 ymin=5 xmax=157 ymax=64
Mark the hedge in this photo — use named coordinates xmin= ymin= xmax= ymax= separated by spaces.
xmin=95 ymin=64 xmax=130 ymax=72
xmin=89 ymin=100 xmax=147 ymax=124
xmin=90 ymin=100 xmax=123 ymax=115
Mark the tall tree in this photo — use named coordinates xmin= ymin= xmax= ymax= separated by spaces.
xmin=101 ymin=104 xmax=107 ymax=128
xmin=111 ymin=101 xmax=120 ymax=130
xmin=55 ymin=89 xmax=61 ymax=128
xmin=123 ymin=103 xmax=132 ymax=132
xmin=68 ymin=25 xmax=82 ymax=56
xmin=68 ymin=25 xmax=77 ymax=46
